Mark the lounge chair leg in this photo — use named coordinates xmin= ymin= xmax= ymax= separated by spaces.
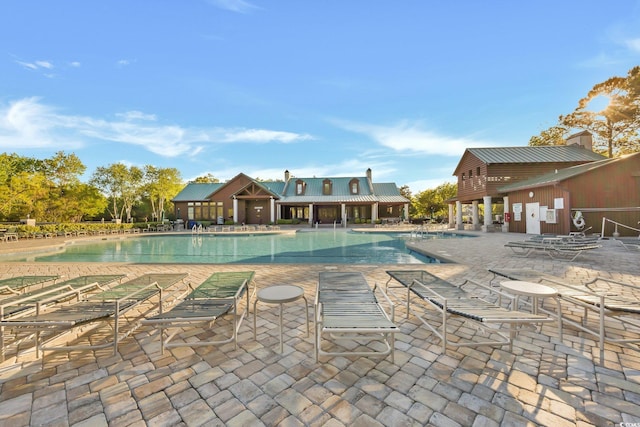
xmin=303 ymin=296 xmax=310 ymax=337
xmin=441 ymin=303 xmax=448 ymax=353
xmin=253 ymin=299 xmax=258 ymax=341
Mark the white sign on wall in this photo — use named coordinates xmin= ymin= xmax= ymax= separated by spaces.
xmin=554 ymin=198 xmax=564 ymax=209
xmin=512 ymin=203 xmax=522 ymax=221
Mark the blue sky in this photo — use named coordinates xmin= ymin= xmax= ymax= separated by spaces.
xmin=1 ymin=1 xmax=639 ymax=193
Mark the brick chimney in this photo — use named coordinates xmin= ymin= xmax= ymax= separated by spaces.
xmin=284 ymin=170 xmax=290 ymax=181
xmin=566 ymin=130 xmax=593 ymax=151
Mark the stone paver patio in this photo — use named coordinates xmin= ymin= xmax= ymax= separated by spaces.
xmin=0 ymin=229 xmax=639 ymax=426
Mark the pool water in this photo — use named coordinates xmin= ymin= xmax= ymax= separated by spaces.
xmin=12 ymin=230 xmax=455 ymax=264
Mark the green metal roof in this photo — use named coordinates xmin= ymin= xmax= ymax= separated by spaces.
xmin=466 ymin=146 xmax=606 ymax=165
xmin=173 ymin=175 xmax=409 ymax=204
xmin=497 ymin=155 xmax=627 ymax=192
xmin=373 ymin=183 xmax=410 ymax=203
xmin=261 ymin=181 xmax=286 ymax=195
xmin=281 ymin=177 xmax=372 ymax=197
xmin=172 ymin=183 xmax=224 ymax=201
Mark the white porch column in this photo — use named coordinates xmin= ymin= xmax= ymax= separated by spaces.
xmin=482 ymin=195 xmax=492 ymax=232
xmin=404 ymin=203 xmax=409 ymax=222
xmin=502 ymin=195 xmax=510 ymax=232
xmin=270 ymin=197 xmax=275 ymax=223
xmin=341 ymin=204 xmax=346 ymax=228
xmin=309 ymin=203 xmax=314 ymax=225
xmin=455 ymin=201 xmax=463 ymax=230
xmin=472 ymin=200 xmax=480 ymax=230
xmin=448 ymin=204 xmax=455 ymax=228
xmin=372 ymin=202 xmax=378 ymax=223
xmin=232 ymin=196 xmax=238 ymax=224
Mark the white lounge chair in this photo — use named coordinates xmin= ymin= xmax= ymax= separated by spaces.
xmin=504 ymin=239 xmax=601 ymax=261
xmin=315 ymin=272 xmax=397 ymax=362
xmin=143 ymin=271 xmax=255 ymax=353
xmin=0 ymin=273 xmax=188 ymax=360
xmin=489 ymin=268 xmax=640 ymax=354
xmin=385 ymin=270 xmax=555 ymax=353
xmin=0 ymin=275 xmax=60 ymax=296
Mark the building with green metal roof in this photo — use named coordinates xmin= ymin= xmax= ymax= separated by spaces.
xmin=448 ymin=131 xmax=640 ymax=236
xmin=172 ymin=169 xmax=409 ymax=227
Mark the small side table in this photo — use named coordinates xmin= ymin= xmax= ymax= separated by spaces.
xmin=253 ymin=285 xmax=309 ymax=353
xmin=500 ymin=280 xmax=563 ymax=340
xmin=500 ymin=280 xmax=557 ymax=314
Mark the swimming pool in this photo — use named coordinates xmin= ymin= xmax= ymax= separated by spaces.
xmin=10 ymin=230 xmax=456 ymax=264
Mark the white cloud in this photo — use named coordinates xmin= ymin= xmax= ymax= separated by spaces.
xmin=116 ymin=111 xmax=158 ymax=122
xmin=624 ymin=37 xmax=640 ymax=52
xmin=16 ymin=59 xmax=54 ymax=71
xmin=219 ymin=129 xmax=313 ymax=143
xmin=69 ymin=61 xmax=81 ymax=67
xmin=332 ymin=119 xmax=489 ymax=157
xmin=0 ymin=97 xmax=313 ymax=157
xmin=35 ymin=60 xmax=53 ymax=69
xmin=16 ymin=61 xmax=38 ymax=70
xmin=0 ymin=97 xmax=80 ymax=149
xmin=207 ymin=0 xmax=259 ymax=13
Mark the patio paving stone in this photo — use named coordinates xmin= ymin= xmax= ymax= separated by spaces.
xmin=0 ymin=229 xmax=639 ymax=425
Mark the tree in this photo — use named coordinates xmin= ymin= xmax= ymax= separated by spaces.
xmin=560 ymin=66 xmax=640 ymax=157
xmin=143 ymin=166 xmax=183 ymax=222
xmin=40 ymin=152 xmax=91 ymax=222
xmin=411 ymin=182 xmax=457 ymax=221
xmin=60 ymin=183 xmax=107 ymax=222
xmin=0 ymin=152 xmax=90 ymax=222
xmin=528 ymin=125 xmax=568 ymax=146
xmin=43 ymin=151 xmax=85 ymax=187
xmin=90 ymin=163 xmax=143 ymax=221
xmin=4 ymin=171 xmax=49 ymax=220
xmin=192 ymin=173 xmax=220 ymax=183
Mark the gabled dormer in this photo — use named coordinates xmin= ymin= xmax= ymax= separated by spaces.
xmin=349 ymin=178 xmax=360 ymax=195
xmin=322 ymin=179 xmax=332 ymax=195
xmin=295 ymin=179 xmax=306 ymax=195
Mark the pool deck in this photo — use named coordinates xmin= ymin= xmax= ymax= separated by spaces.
xmin=0 ymin=228 xmax=639 ymax=426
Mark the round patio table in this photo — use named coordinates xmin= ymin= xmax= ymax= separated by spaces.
xmin=253 ymin=285 xmax=309 ymax=353
xmin=500 ymin=280 xmax=558 ymax=314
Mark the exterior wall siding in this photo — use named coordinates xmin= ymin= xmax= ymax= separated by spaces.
xmin=565 ymin=159 xmax=640 ymax=237
xmin=505 ymin=155 xmax=640 ymax=236
xmin=506 ymin=187 xmax=569 ymax=234
xmin=455 ymin=153 xmax=596 ymax=202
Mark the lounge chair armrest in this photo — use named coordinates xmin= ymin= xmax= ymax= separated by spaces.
xmin=374 ymin=283 xmax=395 ymax=322
xmin=0 ymin=286 xmax=20 ymax=295
xmin=413 ymin=279 xmax=448 ymax=301
xmin=585 ymin=277 xmax=637 ymax=290
xmin=116 ymin=281 xmax=162 ymax=303
xmin=462 ymin=278 xmax=518 ymax=303
xmin=34 ymin=282 xmax=97 ymax=306
xmin=537 ymin=277 xmax=604 ymax=297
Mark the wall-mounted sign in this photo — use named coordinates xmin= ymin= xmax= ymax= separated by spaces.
xmin=512 ymin=203 xmax=522 ymax=221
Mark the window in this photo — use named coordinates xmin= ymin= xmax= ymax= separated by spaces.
xmin=469 ymin=169 xmax=473 ymax=178
xmin=461 ymin=173 xmax=465 ymax=181
xmin=323 ymin=179 xmax=332 ymax=195
xmin=476 ymin=166 xmax=481 ymax=176
xmin=349 ymin=178 xmax=360 ymax=194
xmin=296 ymin=180 xmax=305 ymax=195
xmin=216 ymin=202 xmax=223 ymax=219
